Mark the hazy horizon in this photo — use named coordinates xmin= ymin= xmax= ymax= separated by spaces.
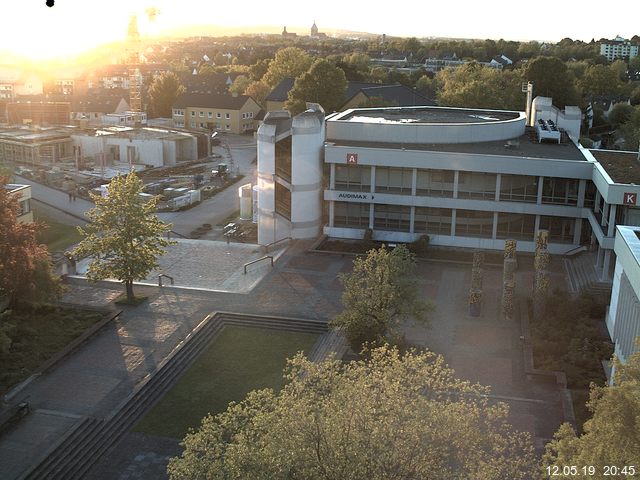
xmin=1 ymin=0 xmax=638 ymax=62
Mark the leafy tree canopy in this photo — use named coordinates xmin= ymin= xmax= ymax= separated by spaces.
xmin=285 ymin=59 xmax=347 ymax=115
xmin=330 ymin=245 xmax=432 ymax=351
xmin=262 ymin=47 xmax=313 ymax=88
xmin=148 ymin=71 xmax=186 ymax=118
xmin=524 ymin=56 xmax=581 ymax=109
xmin=168 ymin=345 xmax=537 ymax=480
xmin=0 ymin=177 xmax=61 ymax=306
xmin=543 ymin=346 xmax=640 ymax=475
xmin=436 ymin=62 xmax=524 ymax=110
xmin=72 ymin=172 xmax=173 ymax=301
xmin=579 ymin=64 xmax=623 ymax=97
xmin=244 ymin=80 xmax=271 ymax=107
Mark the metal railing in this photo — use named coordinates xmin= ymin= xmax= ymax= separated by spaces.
xmin=243 ymin=256 xmax=273 ymax=274
xmin=563 ymin=245 xmax=587 ymax=257
xmin=158 ymin=273 xmax=174 ymax=287
xmin=262 ymin=236 xmax=292 ymax=253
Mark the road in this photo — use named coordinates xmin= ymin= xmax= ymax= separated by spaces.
xmin=15 ymin=134 xmax=257 ymax=238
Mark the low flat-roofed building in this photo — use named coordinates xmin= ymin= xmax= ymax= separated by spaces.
xmin=72 ymin=126 xmax=198 ymax=168
xmin=0 ymin=126 xmax=75 ymax=166
xmin=606 ymin=225 xmax=640 ymax=377
xmin=5 ymin=183 xmax=33 ymax=223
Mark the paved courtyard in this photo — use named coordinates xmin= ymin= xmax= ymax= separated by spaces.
xmin=0 ymin=241 xmax=569 ymax=479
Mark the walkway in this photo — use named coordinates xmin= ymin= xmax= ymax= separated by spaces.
xmin=0 ymin=242 xmax=569 ymax=479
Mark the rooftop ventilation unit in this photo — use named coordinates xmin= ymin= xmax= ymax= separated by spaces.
xmin=535 ymin=119 xmax=561 ymax=144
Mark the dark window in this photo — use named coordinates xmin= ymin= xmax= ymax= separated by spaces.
xmin=496 ymin=213 xmax=536 ymax=240
xmin=275 ymin=182 xmax=291 ymax=220
xmin=541 ymin=177 xmax=578 ymax=206
xmin=335 ymin=165 xmax=371 ymax=191
xmin=499 ymin=175 xmax=539 ymax=203
xmin=539 ymin=216 xmax=574 ymax=243
xmin=375 ymin=167 xmax=412 ymax=194
xmin=373 ymin=204 xmax=410 ymax=231
xmin=334 ymin=201 xmax=369 ymax=227
xmin=275 ymin=136 xmax=292 ymax=182
xmin=414 ymin=207 xmax=452 ymax=235
xmin=455 ymin=209 xmax=494 ymax=237
xmin=457 ymin=172 xmax=496 ymax=200
xmin=416 ymin=169 xmax=454 ymax=197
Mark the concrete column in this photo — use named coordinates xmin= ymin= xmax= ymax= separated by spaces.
xmin=369 ymin=203 xmax=374 ymax=229
xmin=450 ymin=209 xmax=457 ymax=237
xmin=411 ymin=168 xmax=417 ymax=196
xmin=492 ymin=212 xmax=498 ymax=239
xmin=596 ymin=245 xmax=604 ymax=268
xmin=453 ymin=171 xmax=459 ymax=199
xmin=329 ymin=163 xmax=335 ymax=189
xmin=328 ymin=201 xmax=335 ymax=227
xmin=577 ymin=179 xmax=586 ymax=208
xmin=601 ymin=201 xmax=610 ymax=227
xmin=602 ymin=250 xmax=612 ymax=282
xmin=537 ymin=176 xmax=544 ymax=205
xmin=573 ymin=218 xmax=583 ymax=245
xmin=370 ymin=166 xmax=376 ymax=193
xmin=410 ymin=206 xmax=415 ymax=233
xmin=495 ymin=174 xmax=501 ymax=202
xmin=594 ymin=190 xmax=601 ymax=213
xmin=608 ymin=204 xmax=617 ymax=237
xmin=534 ymin=215 xmax=540 ymax=239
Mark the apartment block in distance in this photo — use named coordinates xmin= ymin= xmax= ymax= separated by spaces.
xmin=600 ymin=36 xmax=639 ymax=62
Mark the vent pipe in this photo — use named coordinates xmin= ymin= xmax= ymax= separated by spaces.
xmin=523 ymin=81 xmax=533 ymax=126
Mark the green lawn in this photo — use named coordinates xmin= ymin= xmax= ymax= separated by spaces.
xmin=133 ymin=325 xmax=318 ymax=439
xmin=32 ymin=205 xmax=83 ymax=253
xmin=0 ymin=305 xmax=105 ymax=396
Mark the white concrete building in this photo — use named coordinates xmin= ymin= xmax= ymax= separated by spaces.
xmin=256 ymin=100 xmax=640 ymax=282
xmin=600 ymin=36 xmax=639 ymax=62
xmin=72 ymin=127 xmax=197 ymax=168
xmin=5 ymin=183 xmax=33 ymax=224
xmin=606 ymin=225 xmax=640 ymax=375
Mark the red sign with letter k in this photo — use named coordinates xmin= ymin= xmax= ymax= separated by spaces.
xmin=623 ymin=192 xmax=637 ymax=205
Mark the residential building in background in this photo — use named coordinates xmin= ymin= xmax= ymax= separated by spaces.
xmin=600 ymin=36 xmax=639 ymax=61
xmin=172 ymin=93 xmax=261 ymax=134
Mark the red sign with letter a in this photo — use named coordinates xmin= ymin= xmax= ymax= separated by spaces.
xmin=346 ymin=153 xmax=358 ymax=165
xmin=623 ymin=192 xmax=637 ymax=205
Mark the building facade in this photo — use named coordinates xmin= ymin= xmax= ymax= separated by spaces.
xmin=172 ymin=93 xmax=261 ymax=134
xmin=600 ymin=36 xmax=639 ymax=62
xmin=606 ymin=225 xmax=640 ymax=375
xmin=257 ymin=101 xmax=640 ymax=284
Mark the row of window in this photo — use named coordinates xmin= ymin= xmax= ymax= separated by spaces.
xmin=334 ymin=165 xmax=582 ymax=206
xmin=333 ymin=202 xmax=575 ymax=243
xmin=174 ymin=109 xmax=255 ymax=120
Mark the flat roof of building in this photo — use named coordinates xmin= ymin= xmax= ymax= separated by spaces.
xmin=334 ymin=106 xmax=520 ymax=125
xmin=589 ymin=150 xmax=640 ymax=184
xmin=329 ymin=129 xmax=586 ymax=162
xmin=0 ymin=126 xmax=74 ymax=142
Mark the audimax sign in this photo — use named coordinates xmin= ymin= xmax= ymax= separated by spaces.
xmin=337 ymin=192 xmax=371 ymax=200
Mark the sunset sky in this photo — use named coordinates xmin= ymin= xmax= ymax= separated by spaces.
xmin=2 ymin=0 xmax=638 ymax=61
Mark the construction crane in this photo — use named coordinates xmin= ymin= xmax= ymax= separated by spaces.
xmin=125 ymin=7 xmax=159 ymax=127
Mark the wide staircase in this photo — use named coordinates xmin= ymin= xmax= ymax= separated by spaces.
xmin=563 ymin=251 xmax=612 ymax=301
xmin=19 ymin=313 xmax=327 ymax=480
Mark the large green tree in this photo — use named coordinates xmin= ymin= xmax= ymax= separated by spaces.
xmin=330 ymin=245 xmax=431 ymax=351
xmin=285 ymin=59 xmax=347 ymax=115
xmin=72 ymin=173 xmax=173 ymax=301
xmin=543 ymin=347 xmax=640 ymax=477
xmin=579 ymin=64 xmax=623 ymax=97
xmin=524 ymin=56 xmax=580 ymax=108
xmin=262 ymin=47 xmax=313 ymax=88
xmin=148 ymin=71 xmax=186 ymax=118
xmin=0 ymin=177 xmax=61 ymax=307
xmin=436 ymin=62 xmax=524 ymax=110
xmin=168 ymin=345 xmax=537 ymax=480
xmin=617 ymin=105 xmax=640 ymax=151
